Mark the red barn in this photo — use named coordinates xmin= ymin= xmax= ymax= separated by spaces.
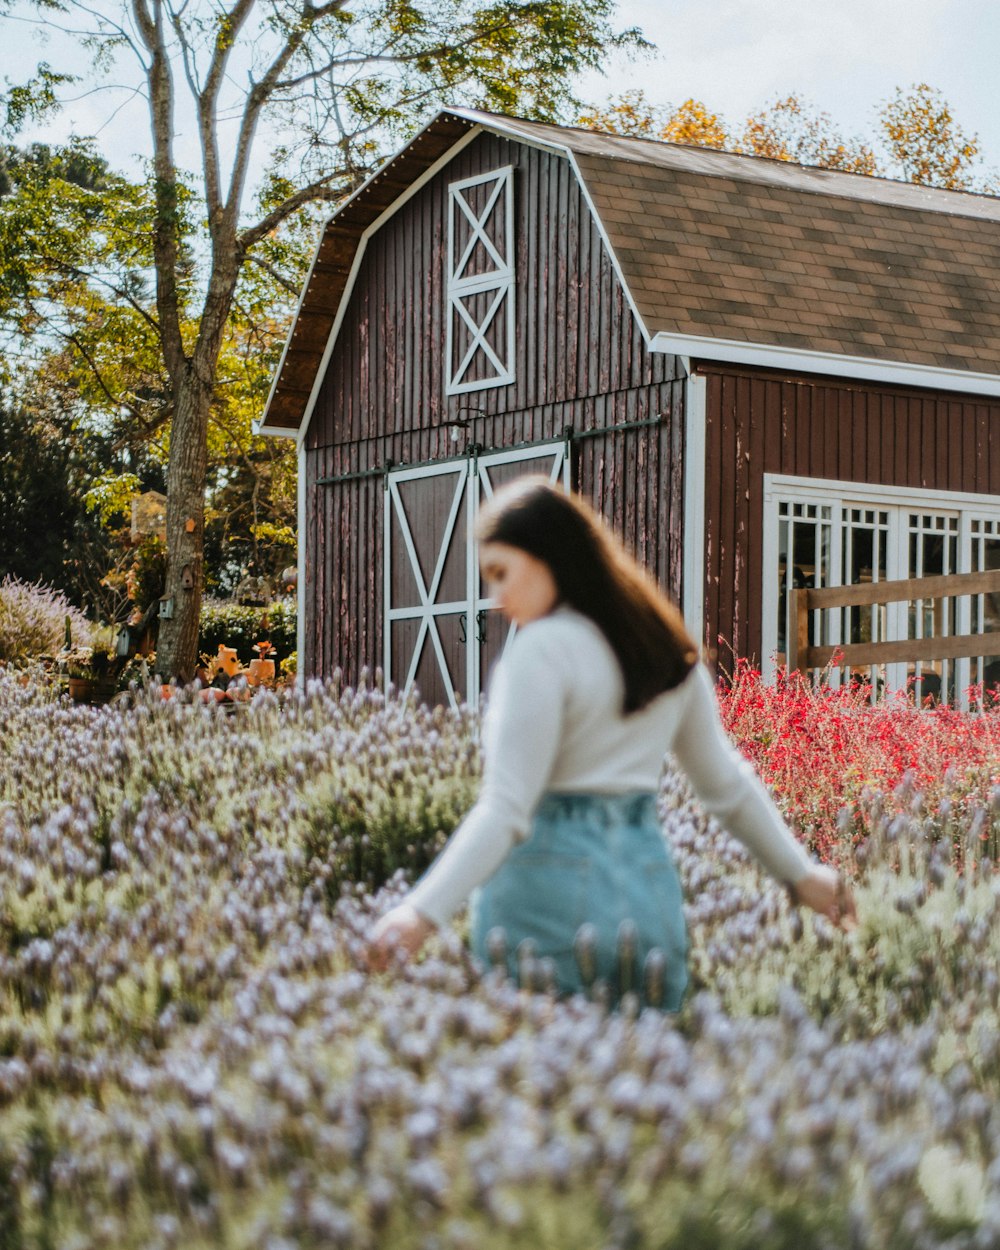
xmin=258 ymin=109 xmax=1000 ymax=708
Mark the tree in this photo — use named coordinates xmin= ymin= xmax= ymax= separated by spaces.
xmin=0 ymin=137 xmax=301 ymax=609
xmin=5 ymin=0 xmax=644 ymax=680
xmin=580 ymin=84 xmax=996 ymax=192
xmin=880 ymin=82 xmax=987 ymax=190
xmin=0 ymin=382 xmax=120 ymax=616
xmin=738 ymin=95 xmax=879 ymax=175
xmin=580 ymin=89 xmax=728 ymax=148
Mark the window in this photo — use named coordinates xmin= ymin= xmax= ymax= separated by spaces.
xmin=446 ymin=167 xmax=515 ymax=395
xmin=763 ymin=475 xmax=1000 ymax=706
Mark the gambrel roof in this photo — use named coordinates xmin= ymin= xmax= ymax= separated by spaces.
xmin=259 ymin=108 xmax=1000 ymax=436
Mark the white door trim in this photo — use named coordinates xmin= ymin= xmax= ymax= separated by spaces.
xmin=384 ymin=459 xmax=470 ymax=706
xmin=682 ymin=373 xmax=707 ymax=649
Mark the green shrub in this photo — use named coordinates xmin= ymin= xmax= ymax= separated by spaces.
xmin=198 ymin=596 xmax=296 ymax=665
xmin=0 ymin=575 xmax=93 ymax=663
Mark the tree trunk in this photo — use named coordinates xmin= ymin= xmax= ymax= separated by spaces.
xmin=155 ymin=369 xmax=212 ymax=682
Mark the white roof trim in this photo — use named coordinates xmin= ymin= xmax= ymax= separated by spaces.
xmin=449 ymin=110 xmax=654 ymax=344
xmin=254 ymin=228 xmax=328 ymax=440
xmin=259 ymin=109 xmax=663 ymax=441
xmin=649 ymin=331 xmax=1000 ymax=400
xmin=565 ymin=150 xmax=652 ymax=347
xmin=288 ymin=125 xmax=484 ymax=444
xmin=254 ymin=119 xmax=484 ymax=440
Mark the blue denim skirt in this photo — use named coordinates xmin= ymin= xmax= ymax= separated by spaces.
xmin=469 ymin=792 xmax=688 ymax=1010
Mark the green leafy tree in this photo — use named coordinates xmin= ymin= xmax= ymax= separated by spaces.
xmin=2 ymin=0 xmax=645 ymax=680
xmin=0 ymin=382 xmax=121 ymax=616
xmin=0 ymin=139 xmax=298 ymax=606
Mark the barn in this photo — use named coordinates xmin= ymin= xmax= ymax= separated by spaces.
xmin=257 ymin=108 xmax=1000 ymax=709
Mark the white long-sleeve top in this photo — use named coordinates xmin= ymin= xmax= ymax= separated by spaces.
xmin=406 ymin=606 xmax=812 ymax=928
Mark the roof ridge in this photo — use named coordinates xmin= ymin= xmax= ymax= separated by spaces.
xmin=448 ymin=107 xmax=1000 ymax=223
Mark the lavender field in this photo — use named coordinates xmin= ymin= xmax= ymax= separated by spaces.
xmin=0 ymin=670 xmax=999 ymax=1249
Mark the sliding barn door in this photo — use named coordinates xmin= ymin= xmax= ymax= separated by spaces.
xmin=472 ymin=444 xmax=571 ymax=702
xmin=384 ymin=442 xmax=569 ymax=708
xmin=384 ymin=462 xmax=471 ymax=709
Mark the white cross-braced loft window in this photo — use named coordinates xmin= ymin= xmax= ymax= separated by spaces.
xmin=446 ymin=167 xmax=515 ymax=395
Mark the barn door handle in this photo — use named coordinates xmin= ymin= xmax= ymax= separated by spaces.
xmin=458 ymin=612 xmax=487 ymax=646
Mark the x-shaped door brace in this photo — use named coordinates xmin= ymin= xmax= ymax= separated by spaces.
xmin=475 ymin=449 xmax=568 ymax=652
xmin=388 ymin=471 xmax=467 ymax=706
xmin=452 ymin=286 xmax=509 ymax=385
xmin=452 ymin=176 xmax=509 ymax=281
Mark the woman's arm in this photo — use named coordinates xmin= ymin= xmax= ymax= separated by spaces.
xmin=370 ymin=626 xmax=566 ymax=965
xmin=671 ymin=666 xmax=856 ymax=928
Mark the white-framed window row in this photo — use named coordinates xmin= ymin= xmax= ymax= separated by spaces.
xmin=762 ymin=474 xmax=1000 ymax=709
xmin=446 ymin=166 xmax=515 ymax=396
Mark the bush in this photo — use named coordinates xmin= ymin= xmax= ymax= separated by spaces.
xmin=719 ymin=659 xmax=1000 ymax=860
xmin=1 ymin=669 xmax=1000 ymax=1247
xmin=198 ymin=596 xmax=296 ymax=666
xmin=0 ymin=575 xmax=93 ymax=663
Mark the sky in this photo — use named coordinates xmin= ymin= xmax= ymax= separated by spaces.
xmin=1 ymin=0 xmax=999 ymax=184
xmin=577 ymin=0 xmax=1000 ymax=178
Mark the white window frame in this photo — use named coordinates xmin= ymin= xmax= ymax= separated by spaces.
xmin=762 ymin=473 xmax=1000 ymax=707
xmin=446 ymin=167 xmax=516 ymax=396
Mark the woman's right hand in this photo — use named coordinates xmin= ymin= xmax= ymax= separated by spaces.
xmin=368 ymin=903 xmax=436 ymax=972
xmin=791 ymin=865 xmax=857 ymax=931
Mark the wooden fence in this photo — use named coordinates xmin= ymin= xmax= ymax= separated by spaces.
xmin=788 ymin=569 xmax=1000 ymax=675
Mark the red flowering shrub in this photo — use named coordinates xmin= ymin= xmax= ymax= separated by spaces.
xmin=717 ymin=659 xmax=1000 ymax=863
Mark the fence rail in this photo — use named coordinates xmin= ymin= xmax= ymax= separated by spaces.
xmin=788 ymin=569 xmax=1000 ymax=673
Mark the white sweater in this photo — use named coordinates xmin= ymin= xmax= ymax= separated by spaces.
xmin=406 ymin=606 xmax=812 ymax=927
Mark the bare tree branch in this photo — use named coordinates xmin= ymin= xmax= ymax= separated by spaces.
xmin=131 ymin=0 xmax=186 ymax=383
xmin=238 ymin=170 xmax=347 ymax=250
xmin=246 ymin=252 xmax=301 ymax=296
xmin=222 ymin=0 xmax=352 ymax=237
xmin=58 ymin=0 xmax=149 ymax=67
xmin=186 ymin=0 xmax=257 ymax=221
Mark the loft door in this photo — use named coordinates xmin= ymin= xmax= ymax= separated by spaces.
xmin=384 ymin=442 xmax=569 ymax=708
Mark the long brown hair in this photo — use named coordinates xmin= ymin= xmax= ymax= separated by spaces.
xmin=476 ymin=477 xmax=698 ymax=712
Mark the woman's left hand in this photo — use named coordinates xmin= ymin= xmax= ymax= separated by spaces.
xmin=368 ymin=903 xmax=435 ymax=971
xmin=792 ymin=865 xmax=858 ymax=931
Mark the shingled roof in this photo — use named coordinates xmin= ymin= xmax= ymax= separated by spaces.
xmin=260 ymin=108 xmax=1000 ymax=435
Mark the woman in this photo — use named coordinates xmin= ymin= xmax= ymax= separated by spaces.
xmin=370 ymin=477 xmax=856 ymax=1008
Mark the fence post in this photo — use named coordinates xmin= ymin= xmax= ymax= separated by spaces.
xmin=788 ymin=587 xmax=810 ymax=674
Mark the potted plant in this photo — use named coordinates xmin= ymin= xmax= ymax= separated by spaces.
xmin=65 ymin=626 xmax=121 ymax=704
xmin=247 ymin=640 xmax=276 ymax=687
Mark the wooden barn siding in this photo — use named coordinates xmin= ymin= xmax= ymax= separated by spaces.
xmin=304 ymin=380 xmax=684 ymax=680
xmin=701 ymin=364 xmax=1000 ymax=665
xmin=303 ymin=131 xmax=684 ymax=680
